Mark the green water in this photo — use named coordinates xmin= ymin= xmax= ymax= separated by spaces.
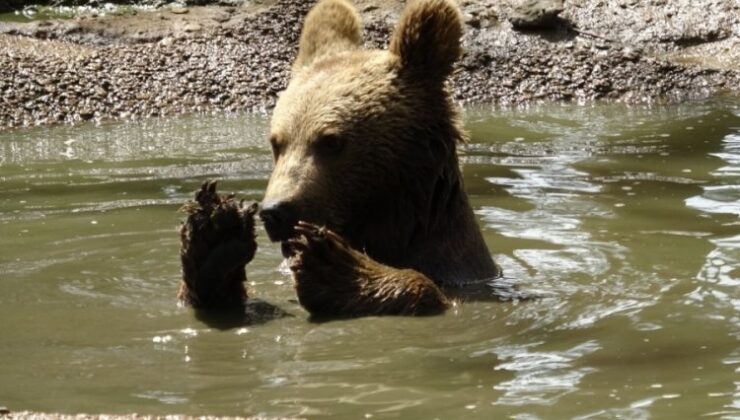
xmin=0 ymin=97 xmax=738 ymax=418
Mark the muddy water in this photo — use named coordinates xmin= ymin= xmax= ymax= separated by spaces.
xmin=0 ymin=97 xmax=738 ymax=418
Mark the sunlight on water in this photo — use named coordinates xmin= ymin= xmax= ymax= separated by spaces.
xmin=492 ymin=340 xmax=601 ymax=406
xmin=0 ymin=97 xmax=738 ymax=418
xmin=684 ymin=108 xmax=740 ymax=418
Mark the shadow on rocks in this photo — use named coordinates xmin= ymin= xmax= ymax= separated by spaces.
xmin=514 ymin=16 xmax=577 ymax=43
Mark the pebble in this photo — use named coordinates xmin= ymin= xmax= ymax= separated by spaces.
xmin=508 ymin=0 xmax=565 ymax=30
xmin=183 ymin=23 xmax=202 ymax=32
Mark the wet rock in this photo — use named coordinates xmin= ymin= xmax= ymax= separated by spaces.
xmin=159 ymin=36 xmax=175 ymax=46
xmin=79 ymin=108 xmax=95 ymax=120
xmin=183 ymin=23 xmax=202 ymax=33
xmin=621 ymin=47 xmax=640 ymax=61
xmin=509 ymin=0 xmax=565 ymax=30
xmin=212 ymin=11 xmax=231 ymax=23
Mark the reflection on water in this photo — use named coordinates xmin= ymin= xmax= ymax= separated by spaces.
xmin=0 ymin=97 xmax=738 ymax=418
xmin=492 ymin=340 xmax=600 ymax=406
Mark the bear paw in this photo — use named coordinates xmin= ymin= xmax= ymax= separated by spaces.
xmin=284 ymin=222 xmax=449 ymax=317
xmin=284 ymin=221 xmax=366 ymax=317
xmin=179 ymin=180 xmax=259 ymax=309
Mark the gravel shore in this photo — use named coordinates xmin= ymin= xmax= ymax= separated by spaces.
xmin=0 ymin=0 xmax=738 ymax=130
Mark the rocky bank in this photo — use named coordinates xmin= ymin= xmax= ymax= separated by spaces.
xmin=0 ymin=0 xmax=739 ymax=130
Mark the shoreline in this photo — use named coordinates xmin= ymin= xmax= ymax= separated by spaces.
xmin=0 ymin=0 xmax=739 ymax=130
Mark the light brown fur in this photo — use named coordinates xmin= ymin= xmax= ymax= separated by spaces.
xmin=261 ymin=0 xmax=501 ymax=317
xmin=292 ymin=0 xmax=363 ymax=71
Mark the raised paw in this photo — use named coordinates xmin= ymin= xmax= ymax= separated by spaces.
xmin=285 ymin=222 xmax=355 ymax=271
xmin=283 ymin=222 xmax=366 ymax=316
xmin=284 ymin=221 xmax=449 ymax=318
xmin=178 ymin=180 xmax=259 ymax=309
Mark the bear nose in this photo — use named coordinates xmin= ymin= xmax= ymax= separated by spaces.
xmin=259 ymin=201 xmax=299 ymax=242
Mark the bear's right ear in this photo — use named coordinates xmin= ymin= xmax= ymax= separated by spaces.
xmin=389 ymin=0 xmax=463 ymax=83
xmin=293 ymin=0 xmax=363 ymax=71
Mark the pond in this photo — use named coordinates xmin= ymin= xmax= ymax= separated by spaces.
xmin=0 ymin=96 xmax=738 ymax=418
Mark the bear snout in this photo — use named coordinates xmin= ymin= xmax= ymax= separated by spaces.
xmin=259 ymin=200 xmax=299 ymax=242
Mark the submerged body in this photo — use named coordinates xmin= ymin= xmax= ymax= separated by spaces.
xmin=180 ymin=0 xmax=502 ymax=317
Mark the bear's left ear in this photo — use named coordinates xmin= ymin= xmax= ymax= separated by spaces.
xmin=293 ymin=0 xmax=363 ymax=71
xmin=389 ymin=0 xmax=463 ymax=84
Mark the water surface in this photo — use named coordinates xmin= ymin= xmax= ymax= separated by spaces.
xmin=0 ymin=97 xmax=739 ymax=418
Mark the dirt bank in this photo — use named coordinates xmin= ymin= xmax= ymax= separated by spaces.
xmin=0 ymin=0 xmax=738 ymax=129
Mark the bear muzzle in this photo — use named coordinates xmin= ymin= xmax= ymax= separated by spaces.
xmin=259 ymin=200 xmax=300 ymax=243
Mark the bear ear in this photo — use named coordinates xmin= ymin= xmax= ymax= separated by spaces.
xmin=389 ymin=0 xmax=463 ymax=83
xmin=293 ymin=0 xmax=363 ymax=71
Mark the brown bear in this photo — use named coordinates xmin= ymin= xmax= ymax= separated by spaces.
xmin=258 ymin=0 xmax=502 ymax=317
xmin=178 ymin=0 xmax=502 ymax=318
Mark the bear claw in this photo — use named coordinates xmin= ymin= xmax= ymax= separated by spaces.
xmin=286 ymin=221 xmax=353 ymax=269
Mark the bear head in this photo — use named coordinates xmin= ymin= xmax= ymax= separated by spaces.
xmin=261 ymin=0 xmax=466 ymax=263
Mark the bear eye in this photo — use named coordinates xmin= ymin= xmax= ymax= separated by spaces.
xmin=269 ymin=134 xmax=282 ymax=159
xmin=313 ymin=133 xmax=345 ymax=156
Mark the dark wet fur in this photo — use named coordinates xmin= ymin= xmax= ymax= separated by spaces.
xmin=178 ymin=183 xmax=530 ymax=320
xmin=179 ymin=180 xmax=259 ymax=310
xmin=284 ymin=222 xmax=450 ymax=318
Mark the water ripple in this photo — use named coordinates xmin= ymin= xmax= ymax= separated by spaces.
xmin=493 ymin=340 xmax=601 ymax=406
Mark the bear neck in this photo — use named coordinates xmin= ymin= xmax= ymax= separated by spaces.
xmin=355 ymin=114 xmax=500 ymax=286
xmin=404 ymin=149 xmax=501 ymax=286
